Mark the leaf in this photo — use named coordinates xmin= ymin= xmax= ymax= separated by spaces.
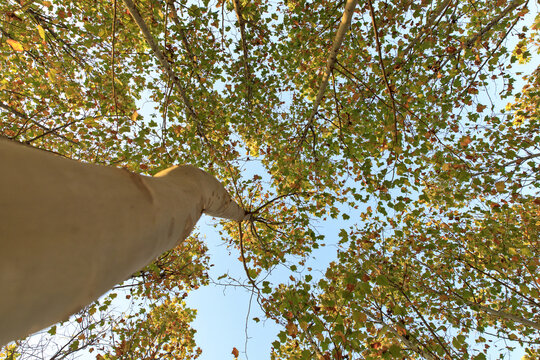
xmin=47 ymin=325 xmax=57 ymax=335
xmin=353 ymin=311 xmax=367 ymax=323
xmin=286 ymin=322 xmax=298 ymax=336
xmin=37 ymin=25 xmax=46 ymax=41
xmin=232 ymin=347 xmax=239 ymax=358
xmin=460 ymin=136 xmax=472 ymax=147
xmin=6 ymin=39 xmax=24 ymax=52
xmin=495 ymin=181 xmax=505 ymax=193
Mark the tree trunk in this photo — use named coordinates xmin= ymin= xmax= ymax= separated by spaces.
xmin=0 ymin=138 xmax=247 ymax=346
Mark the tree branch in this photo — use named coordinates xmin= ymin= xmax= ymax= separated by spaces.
xmin=400 ymin=0 xmax=453 ymax=61
xmin=466 ymin=0 xmax=525 ymax=48
xmin=166 ymin=0 xmax=203 ymax=83
xmin=111 ymin=0 xmax=119 ymax=119
xmin=232 ymin=0 xmax=254 ymax=109
xmin=121 ymin=0 xmax=202 ymax=134
xmin=364 ymin=309 xmax=438 ymax=360
xmin=298 ymin=0 xmax=357 ymax=145
xmin=0 ymin=101 xmax=75 ymax=144
xmin=366 ymin=0 xmax=399 ymax=142
xmin=462 ymin=299 xmax=540 ymax=331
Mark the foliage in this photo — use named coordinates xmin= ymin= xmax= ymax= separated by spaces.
xmin=1 ymin=0 xmax=539 ymax=359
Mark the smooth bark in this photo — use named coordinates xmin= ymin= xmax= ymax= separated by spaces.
xmin=0 ymin=138 xmax=246 ymax=346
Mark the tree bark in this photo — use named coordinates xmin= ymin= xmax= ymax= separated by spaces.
xmin=0 ymin=138 xmax=247 ymax=346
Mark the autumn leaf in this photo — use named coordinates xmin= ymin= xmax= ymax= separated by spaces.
xmin=232 ymin=347 xmax=239 ymax=358
xmin=37 ymin=25 xmax=46 ymax=41
xmin=460 ymin=136 xmax=472 ymax=147
xmin=286 ymin=322 xmax=298 ymax=337
xmin=6 ymin=39 xmax=24 ymax=52
xmin=495 ymin=181 xmax=505 ymax=193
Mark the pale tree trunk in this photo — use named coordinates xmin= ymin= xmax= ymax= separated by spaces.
xmin=0 ymin=138 xmax=247 ymax=346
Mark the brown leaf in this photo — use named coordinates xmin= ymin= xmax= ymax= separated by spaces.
xmin=460 ymin=136 xmax=472 ymax=147
xmin=286 ymin=322 xmax=298 ymax=337
xmin=232 ymin=347 xmax=239 ymax=358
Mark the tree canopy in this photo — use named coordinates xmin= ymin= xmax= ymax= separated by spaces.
xmin=1 ymin=0 xmax=539 ymax=359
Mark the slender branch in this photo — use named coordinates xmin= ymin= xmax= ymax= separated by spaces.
xmin=251 ymin=192 xmax=299 ymax=214
xmin=364 ymin=309 xmax=438 ymax=360
xmin=121 ymin=0 xmax=201 ymax=133
xmin=397 ymin=286 xmax=457 ymax=359
xmin=0 ymin=101 xmax=75 ymax=144
xmin=457 ymin=255 xmax=540 ymax=307
xmin=462 ymin=298 xmax=540 ymax=331
xmin=238 ymin=222 xmax=259 ymax=291
xmin=232 ymin=0 xmax=254 ymax=109
xmin=25 ymin=119 xmax=78 ymax=144
xmin=166 ymin=0 xmax=203 ymax=83
xmin=298 ymin=0 xmax=357 ymax=145
xmin=366 ymin=0 xmax=398 ymax=141
xmin=111 ymin=0 xmax=119 ymax=119
xmin=400 ymin=0 xmax=453 ymax=61
xmin=466 ymin=0 xmax=525 ymax=48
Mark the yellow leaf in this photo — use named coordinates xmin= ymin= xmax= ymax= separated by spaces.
xmin=131 ymin=110 xmax=138 ymax=122
xmin=37 ymin=25 xmax=46 ymax=41
xmin=48 ymin=68 xmax=58 ymax=83
xmin=6 ymin=39 xmax=24 ymax=52
xmin=495 ymin=181 xmax=505 ymax=193
xmin=43 ymin=1 xmax=52 ymax=7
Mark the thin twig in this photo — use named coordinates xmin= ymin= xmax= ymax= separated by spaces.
xmin=166 ymin=0 xmax=203 ymax=83
xmin=25 ymin=119 xmax=78 ymax=144
xmin=251 ymin=192 xmax=299 ymax=214
xmin=399 ymin=0 xmax=453 ymax=61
